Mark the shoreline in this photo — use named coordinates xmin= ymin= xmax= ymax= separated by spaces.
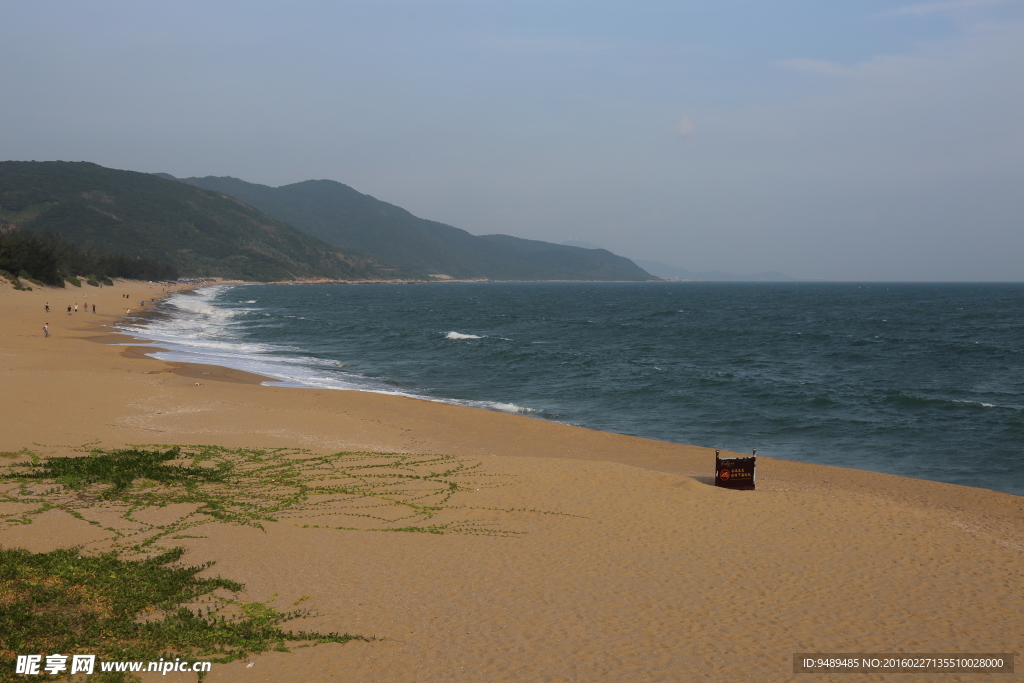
xmin=5 ymin=275 xmax=1022 ymax=521
xmin=1 ymin=277 xmax=1021 ymax=682
xmin=112 ymin=282 xmax=559 ymax=417
xmin=117 ymin=280 xmax=1023 ymax=496
xmin=8 ymin=277 xmax=1023 ymax=509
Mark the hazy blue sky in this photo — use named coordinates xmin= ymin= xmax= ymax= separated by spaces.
xmin=2 ymin=1 xmax=1022 ymax=280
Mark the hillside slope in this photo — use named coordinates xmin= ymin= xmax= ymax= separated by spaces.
xmin=172 ymin=175 xmax=655 ymax=281
xmin=0 ymin=162 xmax=402 ymax=281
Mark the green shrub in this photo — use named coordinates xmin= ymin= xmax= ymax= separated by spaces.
xmin=100 ymin=276 xmax=114 ymax=286
xmin=18 ymin=270 xmax=44 ymax=287
xmin=0 ymin=546 xmax=365 ymax=683
xmin=0 ymin=232 xmax=61 ymax=285
xmin=8 ymin=271 xmax=32 ymax=291
xmin=0 ymin=229 xmax=177 ymax=285
xmin=86 ymin=274 xmax=100 ymax=287
xmin=0 ymin=269 xmax=31 ymax=290
xmin=66 ymin=275 xmax=82 ymax=287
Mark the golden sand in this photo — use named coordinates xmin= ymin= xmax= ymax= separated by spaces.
xmin=1 ymin=279 xmax=1021 ymax=682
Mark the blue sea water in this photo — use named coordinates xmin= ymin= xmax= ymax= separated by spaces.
xmin=120 ymin=282 xmax=1024 ymax=496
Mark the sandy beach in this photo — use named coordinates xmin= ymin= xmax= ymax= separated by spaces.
xmin=1 ymin=279 xmax=1021 ymax=682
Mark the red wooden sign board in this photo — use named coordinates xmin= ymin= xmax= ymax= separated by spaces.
xmin=715 ymin=449 xmax=756 ymax=490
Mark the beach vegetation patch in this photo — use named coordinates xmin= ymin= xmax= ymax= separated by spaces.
xmin=1 ymin=225 xmax=179 ymax=288
xmin=0 ymin=546 xmax=365 ymax=683
xmin=0 ymin=269 xmax=32 ymax=291
xmin=18 ymin=270 xmax=43 ymax=287
xmin=0 ymin=446 xmax=566 ymax=555
xmin=6 ymin=447 xmax=230 ymax=499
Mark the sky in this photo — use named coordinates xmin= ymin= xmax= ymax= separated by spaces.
xmin=1 ymin=1 xmax=1022 ymax=280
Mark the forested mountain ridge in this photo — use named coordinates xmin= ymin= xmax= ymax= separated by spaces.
xmin=171 ymin=175 xmax=656 ymax=281
xmin=0 ymin=161 xmax=403 ymax=282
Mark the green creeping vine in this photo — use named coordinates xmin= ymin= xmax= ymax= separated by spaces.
xmin=0 ymin=445 xmax=563 ymax=553
xmin=0 ymin=445 xmax=578 ymax=681
xmin=0 ymin=445 xmax=584 ymax=681
xmin=0 ymin=546 xmax=365 ymax=683
xmin=14 ymin=446 xmax=230 ymax=497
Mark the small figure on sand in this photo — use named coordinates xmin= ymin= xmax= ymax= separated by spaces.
xmin=67 ymin=305 xmax=71 ymax=315
xmin=126 ymin=308 xmax=130 ymax=314
xmin=45 ymin=302 xmax=49 ymax=313
xmin=74 ymin=304 xmax=78 ymax=313
xmin=42 ymin=323 xmax=49 ymax=338
xmin=92 ymin=304 xmax=96 ymax=313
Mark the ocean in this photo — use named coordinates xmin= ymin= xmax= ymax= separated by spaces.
xmin=119 ymin=282 xmax=1024 ymax=496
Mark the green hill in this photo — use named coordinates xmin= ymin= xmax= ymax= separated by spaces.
xmin=170 ymin=175 xmax=656 ymax=281
xmin=0 ymin=162 xmax=404 ymax=282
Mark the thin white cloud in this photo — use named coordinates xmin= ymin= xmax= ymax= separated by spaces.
xmin=877 ymin=0 xmax=1014 ymax=17
xmin=471 ymin=34 xmax=611 ymax=56
xmin=772 ymin=58 xmax=857 ymax=76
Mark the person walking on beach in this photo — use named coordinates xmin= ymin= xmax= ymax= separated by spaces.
xmin=43 ymin=323 xmax=49 ymax=338
xmin=45 ymin=302 xmax=49 ymax=313
xmin=92 ymin=304 xmax=96 ymax=313
xmin=74 ymin=303 xmax=78 ymax=313
xmin=67 ymin=305 xmax=72 ymax=315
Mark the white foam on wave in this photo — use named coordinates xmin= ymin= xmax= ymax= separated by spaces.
xmin=954 ymin=399 xmax=1002 ymax=409
xmin=115 ymin=286 xmax=539 ymax=418
xmin=470 ymin=401 xmax=536 ymax=414
xmin=119 ymin=287 xmax=257 ymax=350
